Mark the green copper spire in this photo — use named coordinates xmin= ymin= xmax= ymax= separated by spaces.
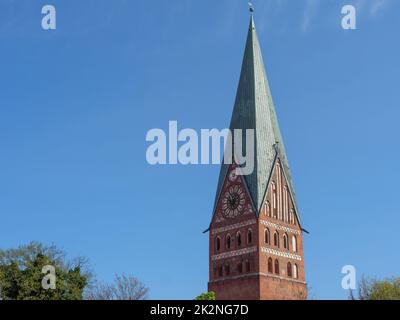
xmin=212 ymin=15 xmax=300 ymax=221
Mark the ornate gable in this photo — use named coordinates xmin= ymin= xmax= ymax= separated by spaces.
xmin=260 ymin=159 xmax=301 ymax=227
xmin=212 ymin=162 xmax=256 ymax=227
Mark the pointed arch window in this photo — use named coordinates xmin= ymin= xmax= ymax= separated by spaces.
xmin=226 ymin=234 xmax=231 ymax=250
xmin=273 ymin=231 xmax=279 ymax=248
xmin=274 ymin=259 xmax=280 ymax=275
xmin=292 ymin=235 xmax=297 ymax=253
xmin=287 ymin=262 xmax=292 ymax=278
xmin=289 ymin=209 xmax=294 ymax=225
xmin=283 ymin=233 xmax=289 ymax=250
xmin=265 ymin=201 xmax=271 ymax=217
xmin=237 ymin=232 xmax=242 ymax=247
xmin=264 ymin=228 xmax=270 ymax=245
xmin=247 ymin=229 xmax=253 ymax=245
xmin=293 ymin=264 xmax=299 ymax=279
xmin=216 ymin=237 xmax=221 ymax=252
xmin=268 ymin=258 xmax=273 ymax=273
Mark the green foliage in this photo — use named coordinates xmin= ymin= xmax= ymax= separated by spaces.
xmin=353 ymin=276 xmax=400 ymax=300
xmin=0 ymin=242 xmax=90 ymax=300
xmin=195 ymin=292 xmax=216 ymax=300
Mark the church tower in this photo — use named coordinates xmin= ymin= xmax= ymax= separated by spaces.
xmin=206 ymin=14 xmax=307 ymax=300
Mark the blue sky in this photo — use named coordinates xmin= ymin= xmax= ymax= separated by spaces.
xmin=0 ymin=0 xmax=399 ymax=299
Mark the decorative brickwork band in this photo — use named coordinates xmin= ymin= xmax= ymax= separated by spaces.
xmin=260 ymin=219 xmax=301 ymax=235
xmin=261 ymin=247 xmax=302 ymax=261
xmin=211 ymin=246 xmax=258 ymax=261
xmin=211 ymin=219 xmax=257 ymax=235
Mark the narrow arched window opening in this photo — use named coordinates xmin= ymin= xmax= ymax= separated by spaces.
xmin=273 ymin=231 xmax=279 ymax=247
xmin=265 ymin=228 xmax=270 ymax=245
xmin=292 ymin=235 xmax=297 ymax=253
xmin=293 ymin=264 xmax=298 ymax=279
xmin=247 ymin=229 xmax=252 ymax=245
xmin=268 ymin=258 xmax=273 ymax=273
xmin=274 ymin=259 xmax=280 ymax=275
xmin=237 ymin=232 xmax=242 ymax=247
xmin=226 ymin=234 xmax=231 ymax=250
xmin=216 ymin=237 xmax=221 ymax=252
xmin=287 ymin=262 xmax=292 ymax=278
xmin=283 ymin=233 xmax=289 ymax=250
xmin=265 ymin=201 xmax=271 ymax=217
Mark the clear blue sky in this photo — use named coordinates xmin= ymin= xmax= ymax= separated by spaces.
xmin=1 ymin=0 xmax=399 ymax=299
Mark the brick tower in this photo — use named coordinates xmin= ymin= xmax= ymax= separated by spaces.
xmin=206 ymin=14 xmax=308 ymax=300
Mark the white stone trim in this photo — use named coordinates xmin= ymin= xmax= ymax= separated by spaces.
xmin=261 ymin=247 xmax=302 ymax=261
xmin=211 ymin=219 xmax=257 ymax=235
xmin=260 ymin=219 xmax=301 ymax=235
xmin=211 ymin=246 xmax=257 ymax=261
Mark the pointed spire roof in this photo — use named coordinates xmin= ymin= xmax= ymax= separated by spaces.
xmin=213 ymin=15 xmax=300 ymax=220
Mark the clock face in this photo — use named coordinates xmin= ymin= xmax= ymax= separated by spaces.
xmin=222 ymin=185 xmax=245 ymax=219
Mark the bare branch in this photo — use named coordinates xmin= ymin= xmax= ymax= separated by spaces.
xmin=86 ymin=274 xmax=149 ymax=300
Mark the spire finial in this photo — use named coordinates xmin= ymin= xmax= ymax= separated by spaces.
xmin=248 ymin=2 xmax=254 ymax=13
